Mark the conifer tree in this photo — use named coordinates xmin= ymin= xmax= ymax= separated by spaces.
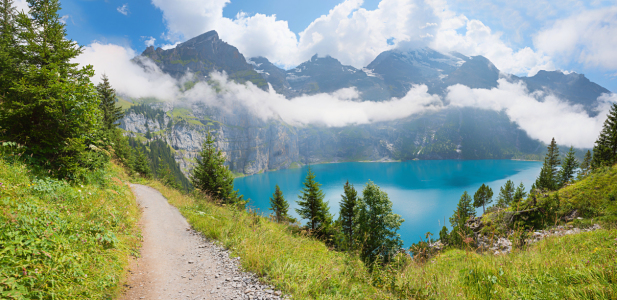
xmin=296 ymin=167 xmax=331 ymax=232
xmin=132 ymin=147 xmax=151 ymax=177
xmin=191 ymin=132 xmax=243 ymax=205
xmin=338 ymin=181 xmax=359 ymax=250
xmin=449 ymin=191 xmax=475 ymax=247
xmin=356 ymin=181 xmax=404 ymax=265
xmin=96 ymin=74 xmax=123 ymax=130
xmin=535 ymin=138 xmax=561 ymax=191
xmin=559 ymin=146 xmax=579 ymax=187
xmin=580 ymin=150 xmax=592 ymax=176
xmin=592 ymin=103 xmax=617 ymax=168
xmin=513 ymin=182 xmax=527 ymax=204
xmin=0 ymin=0 xmax=102 ymax=177
xmin=269 ymin=185 xmax=290 ymax=223
xmin=0 ymin=0 xmax=18 ymax=100
xmin=496 ymin=180 xmax=515 ymax=207
xmin=473 ymin=183 xmax=493 ymax=214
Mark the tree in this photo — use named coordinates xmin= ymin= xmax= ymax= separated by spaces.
xmin=131 ymin=147 xmax=151 ymax=177
xmin=449 ymin=191 xmax=475 ymax=247
xmin=0 ymin=0 xmax=19 ymax=101
xmin=580 ymin=150 xmax=592 ymax=176
xmin=269 ymin=185 xmax=290 ymax=223
xmin=356 ymin=181 xmax=404 ymax=265
xmin=158 ymin=161 xmax=182 ymax=190
xmin=96 ymin=74 xmax=123 ymax=130
xmin=338 ymin=181 xmax=359 ymax=250
xmin=438 ymin=226 xmax=449 ymax=246
xmin=496 ymin=180 xmax=515 ymax=207
xmin=0 ymin=0 xmax=102 ymax=178
xmin=513 ymin=182 xmax=527 ymax=204
xmin=191 ymin=132 xmax=243 ymax=204
xmin=473 ymin=183 xmax=493 ymax=214
xmin=296 ymin=167 xmax=331 ymax=233
xmin=592 ymin=103 xmax=617 ymax=168
xmin=535 ymin=138 xmax=561 ymax=191
xmin=559 ymin=146 xmax=579 ymax=187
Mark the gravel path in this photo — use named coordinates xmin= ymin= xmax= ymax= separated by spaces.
xmin=120 ymin=184 xmax=285 ymax=300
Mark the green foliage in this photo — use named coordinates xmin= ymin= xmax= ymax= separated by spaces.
xmin=0 ymin=157 xmax=140 ymax=299
xmin=338 ymin=181 xmax=359 ymax=251
xmin=126 ymin=103 xmax=167 ymax=127
xmin=356 ymin=181 xmax=404 ymax=266
xmin=131 ymin=146 xmax=151 ymax=177
xmin=129 ymin=137 xmax=190 ymax=191
xmin=592 ymin=102 xmax=617 ymax=169
xmin=535 ymin=138 xmax=561 ymax=191
xmin=496 ymin=180 xmax=515 ymax=207
xmin=0 ymin=0 xmax=103 ymax=179
xmin=157 ymin=161 xmax=182 ymax=190
xmin=191 ymin=132 xmax=243 ymax=204
xmin=513 ymin=182 xmax=527 ymax=204
xmin=559 ymin=146 xmax=579 ymax=187
xmin=269 ymin=185 xmax=290 ymax=223
xmin=449 ymin=191 xmax=475 ymax=247
xmin=296 ymin=167 xmax=331 ymax=234
xmin=97 ymin=74 xmax=124 ymax=131
xmin=580 ymin=149 xmax=593 ymax=177
xmin=438 ymin=225 xmax=449 ymax=246
xmin=473 ymin=183 xmax=493 ymax=214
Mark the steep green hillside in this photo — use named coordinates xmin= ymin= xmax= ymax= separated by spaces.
xmin=0 ymin=158 xmax=140 ymax=299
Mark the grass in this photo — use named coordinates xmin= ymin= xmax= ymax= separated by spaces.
xmin=144 ymin=180 xmax=393 ymax=299
xmin=138 ymin=164 xmax=617 ymax=299
xmin=0 ymin=158 xmax=140 ymax=299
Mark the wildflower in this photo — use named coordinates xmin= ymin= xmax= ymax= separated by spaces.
xmin=78 ymin=190 xmax=81 ymax=193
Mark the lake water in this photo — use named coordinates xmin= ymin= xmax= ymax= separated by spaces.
xmin=234 ymin=160 xmax=542 ymax=248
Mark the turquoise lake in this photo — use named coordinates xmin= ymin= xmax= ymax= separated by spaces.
xmin=233 ymin=160 xmax=542 ymax=248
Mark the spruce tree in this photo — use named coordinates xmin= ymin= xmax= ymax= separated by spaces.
xmin=0 ymin=0 xmax=18 ymax=101
xmin=296 ymin=167 xmax=331 ymax=232
xmin=580 ymin=150 xmax=592 ymax=176
xmin=132 ymin=147 xmax=151 ymax=177
xmin=338 ymin=181 xmax=358 ymax=250
xmin=496 ymin=180 xmax=515 ymax=207
xmin=269 ymin=185 xmax=290 ymax=223
xmin=559 ymin=146 xmax=579 ymax=187
xmin=191 ymin=132 xmax=243 ymax=205
xmin=449 ymin=191 xmax=475 ymax=247
xmin=473 ymin=183 xmax=493 ymax=214
xmin=96 ymin=74 xmax=123 ymax=130
xmin=513 ymin=182 xmax=527 ymax=204
xmin=356 ymin=181 xmax=404 ymax=265
xmin=592 ymin=103 xmax=617 ymax=168
xmin=0 ymin=0 xmax=102 ymax=178
xmin=535 ymin=138 xmax=561 ymax=191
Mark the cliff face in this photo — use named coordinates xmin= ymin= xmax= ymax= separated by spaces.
xmin=119 ymin=101 xmax=543 ymax=177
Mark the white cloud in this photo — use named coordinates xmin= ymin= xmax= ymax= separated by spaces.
xmin=13 ymin=0 xmax=29 ymax=13
xmin=143 ymin=36 xmax=156 ymax=47
xmin=534 ymin=7 xmax=617 ymax=69
xmin=446 ymin=79 xmax=615 ymax=148
xmin=73 ymin=43 xmax=179 ymax=100
xmin=117 ymin=3 xmax=129 ymax=16
xmin=59 ymin=15 xmax=69 ymax=24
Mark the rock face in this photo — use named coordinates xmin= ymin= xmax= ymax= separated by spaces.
xmin=120 ymin=102 xmax=544 ymax=177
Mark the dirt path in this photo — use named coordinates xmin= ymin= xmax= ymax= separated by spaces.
xmin=120 ymin=184 xmax=284 ymax=300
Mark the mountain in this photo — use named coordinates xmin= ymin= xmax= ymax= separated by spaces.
xmin=366 ymin=48 xmax=466 ymax=97
xmin=284 ymin=54 xmax=390 ymax=100
xmin=140 ymin=30 xmax=267 ymax=89
xmin=515 ymin=71 xmax=610 ymax=116
xmin=122 ymin=30 xmax=612 ymax=177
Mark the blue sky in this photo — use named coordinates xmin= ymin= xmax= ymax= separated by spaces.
xmin=53 ymin=0 xmax=617 ymax=92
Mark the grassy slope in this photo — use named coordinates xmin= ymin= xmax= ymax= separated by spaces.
xmin=143 ymin=180 xmax=393 ymax=299
xmin=0 ymin=159 xmax=140 ymax=299
xmin=142 ymin=165 xmax=617 ymax=299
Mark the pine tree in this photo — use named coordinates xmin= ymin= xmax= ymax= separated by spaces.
xmin=296 ymin=167 xmax=331 ymax=232
xmin=496 ymin=180 xmax=515 ymax=207
xmin=338 ymin=181 xmax=359 ymax=250
xmin=580 ymin=150 xmax=592 ymax=176
xmin=449 ymin=191 xmax=475 ymax=247
xmin=132 ymin=147 xmax=151 ymax=177
xmin=473 ymin=183 xmax=493 ymax=214
xmin=96 ymin=74 xmax=123 ymax=130
xmin=559 ymin=146 xmax=579 ymax=187
xmin=158 ymin=161 xmax=182 ymax=190
xmin=0 ymin=0 xmax=102 ymax=178
xmin=0 ymin=0 xmax=18 ymax=101
xmin=269 ymin=185 xmax=290 ymax=223
xmin=356 ymin=181 xmax=404 ymax=265
xmin=191 ymin=132 xmax=243 ymax=205
xmin=513 ymin=182 xmax=527 ymax=204
xmin=592 ymin=103 xmax=617 ymax=168
xmin=438 ymin=226 xmax=449 ymax=246
xmin=535 ymin=138 xmax=561 ymax=191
